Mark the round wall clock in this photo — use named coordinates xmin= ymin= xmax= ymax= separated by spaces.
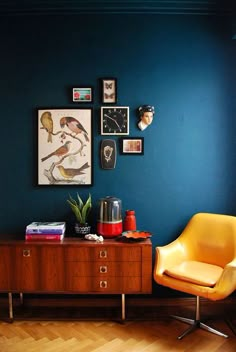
xmin=101 ymin=106 xmax=129 ymax=135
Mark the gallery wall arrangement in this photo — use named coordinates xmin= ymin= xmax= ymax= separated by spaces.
xmin=38 ymin=79 xmax=149 ymax=185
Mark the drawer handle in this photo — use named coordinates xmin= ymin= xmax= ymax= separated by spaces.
xmin=23 ymin=249 xmax=31 ymax=257
xmin=100 ymin=266 xmax=107 ymax=273
xmin=100 ymin=280 xmax=107 ymax=288
xmin=99 ymin=250 xmax=107 ymax=258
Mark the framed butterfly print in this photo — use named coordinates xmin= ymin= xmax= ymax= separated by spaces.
xmin=101 ymin=78 xmax=117 ymax=103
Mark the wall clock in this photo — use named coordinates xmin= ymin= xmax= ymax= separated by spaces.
xmin=101 ymin=106 xmax=129 ymax=135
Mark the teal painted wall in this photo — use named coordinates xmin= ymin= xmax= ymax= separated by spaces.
xmin=0 ymin=14 xmax=236 ymax=295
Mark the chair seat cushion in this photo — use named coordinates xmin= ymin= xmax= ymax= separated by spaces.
xmin=164 ymin=261 xmax=223 ymax=287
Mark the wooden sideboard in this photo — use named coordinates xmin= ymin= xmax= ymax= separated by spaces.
xmin=0 ymin=238 xmax=152 ymax=321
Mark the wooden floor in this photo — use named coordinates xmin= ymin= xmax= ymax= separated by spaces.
xmin=1 ymin=296 xmax=236 ymax=351
xmin=1 ymin=318 xmax=236 ymax=351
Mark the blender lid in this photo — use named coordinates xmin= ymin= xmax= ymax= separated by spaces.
xmin=98 ymin=196 xmax=122 ymax=222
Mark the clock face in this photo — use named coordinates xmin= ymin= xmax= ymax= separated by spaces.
xmin=101 ymin=107 xmax=129 ymax=135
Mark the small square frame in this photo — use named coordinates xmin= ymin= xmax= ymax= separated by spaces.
xmin=120 ymin=137 xmax=144 ymax=155
xmin=101 ymin=78 xmax=117 ymax=103
xmin=73 ymin=87 xmax=93 ymax=102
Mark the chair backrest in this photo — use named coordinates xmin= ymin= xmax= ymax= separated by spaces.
xmin=179 ymin=213 xmax=236 ymax=267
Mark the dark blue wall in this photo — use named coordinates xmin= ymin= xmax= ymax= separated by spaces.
xmin=0 ymin=14 xmax=236 ymax=295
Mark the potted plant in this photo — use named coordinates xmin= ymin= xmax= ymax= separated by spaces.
xmin=67 ymin=193 xmax=92 ymax=236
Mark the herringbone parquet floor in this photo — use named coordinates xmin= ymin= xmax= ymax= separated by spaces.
xmin=0 ymin=318 xmax=236 ymax=352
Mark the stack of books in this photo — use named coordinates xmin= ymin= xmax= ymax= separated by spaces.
xmin=25 ymin=222 xmax=66 ymax=241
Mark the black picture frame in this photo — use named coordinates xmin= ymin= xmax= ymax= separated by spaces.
xmin=101 ymin=78 xmax=117 ymax=103
xmin=72 ymin=87 xmax=93 ymax=102
xmin=38 ymin=108 xmax=93 ymax=185
xmin=119 ymin=137 xmax=144 ymax=155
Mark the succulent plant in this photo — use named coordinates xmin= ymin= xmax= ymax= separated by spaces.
xmin=67 ymin=193 xmax=92 ymax=225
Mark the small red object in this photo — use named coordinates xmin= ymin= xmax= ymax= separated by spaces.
xmin=123 ymin=210 xmax=136 ymax=231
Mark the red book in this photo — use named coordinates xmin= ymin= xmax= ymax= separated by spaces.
xmin=25 ymin=234 xmax=64 ymax=241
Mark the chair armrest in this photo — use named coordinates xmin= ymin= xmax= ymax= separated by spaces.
xmin=154 ymin=238 xmax=188 ymax=277
xmin=212 ymin=259 xmax=236 ymax=299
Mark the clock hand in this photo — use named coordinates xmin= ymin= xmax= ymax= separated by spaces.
xmin=104 ymin=114 xmax=121 ymax=129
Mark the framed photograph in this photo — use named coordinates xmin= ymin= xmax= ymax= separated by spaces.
xmin=120 ymin=137 xmax=144 ymax=155
xmin=101 ymin=106 xmax=129 ymax=135
xmin=38 ymin=108 xmax=93 ymax=185
xmin=101 ymin=78 xmax=117 ymax=103
xmin=73 ymin=87 xmax=93 ymax=102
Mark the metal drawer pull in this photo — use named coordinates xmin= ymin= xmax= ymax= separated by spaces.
xmin=99 ymin=250 xmax=107 ymax=258
xmin=100 ymin=280 xmax=107 ymax=288
xmin=100 ymin=265 xmax=107 ymax=273
xmin=23 ymin=249 xmax=31 ymax=257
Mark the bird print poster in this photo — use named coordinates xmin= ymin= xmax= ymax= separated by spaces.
xmin=38 ymin=108 xmax=93 ymax=185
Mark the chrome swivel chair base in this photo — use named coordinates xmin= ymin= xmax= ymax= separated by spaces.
xmin=225 ymin=319 xmax=236 ymax=336
xmin=171 ymin=296 xmax=228 ymax=340
xmin=171 ymin=314 xmax=228 ymax=340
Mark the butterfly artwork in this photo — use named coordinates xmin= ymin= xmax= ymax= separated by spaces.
xmin=105 ymin=83 xmax=113 ymax=90
xmin=102 ymin=78 xmax=117 ymax=103
xmin=104 ymin=93 xmax=115 ymax=99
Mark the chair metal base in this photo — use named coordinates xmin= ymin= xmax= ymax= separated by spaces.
xmin=225 ymin=319 xmax=236 ymax=336
xmin=171 ymin=314 xmax=228 ymax=339
xmin=171 ymin=296 xmax=228 ymax=340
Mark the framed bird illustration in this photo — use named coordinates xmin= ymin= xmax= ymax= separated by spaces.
xmin=38 ymin=108 xmax=93 ymax=186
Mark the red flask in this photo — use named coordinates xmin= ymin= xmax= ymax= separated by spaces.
xmin=123 ymin=210 xmax=136 ymax=231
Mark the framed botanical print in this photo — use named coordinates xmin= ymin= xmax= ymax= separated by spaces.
xmin=38 ymin=108 xmax=93 ymax=185
xmin=101 ymin=78 xmax=117 ymax=103
xmin=120 ymin=137 xmax=144 ymax=155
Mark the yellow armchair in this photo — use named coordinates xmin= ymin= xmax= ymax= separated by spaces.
xmin=154 ymin=212 xmax=236 ymax=339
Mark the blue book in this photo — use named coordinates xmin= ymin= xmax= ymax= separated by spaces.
xmin=26 ymin=222 xmax=66 ymax=234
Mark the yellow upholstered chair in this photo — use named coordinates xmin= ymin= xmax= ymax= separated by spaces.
xmin=153 ymin=212 xmax=236 ymax=339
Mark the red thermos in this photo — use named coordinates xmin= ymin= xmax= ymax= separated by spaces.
xmin=97 ymin=196 xmax=123 ymax=238
xmin=123 ymin=210 xmax=136 ymax=231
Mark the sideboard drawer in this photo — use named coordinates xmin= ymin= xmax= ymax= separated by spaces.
xmin=93 ymin=247 xmax=141 ymax=261
xmin=66 ymin=276 xmax=141 ymax=292
xmin=65 ymin=246 xmax=141 ymax=262
xmin=66 ymin=261 xmax=141 ymax=277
